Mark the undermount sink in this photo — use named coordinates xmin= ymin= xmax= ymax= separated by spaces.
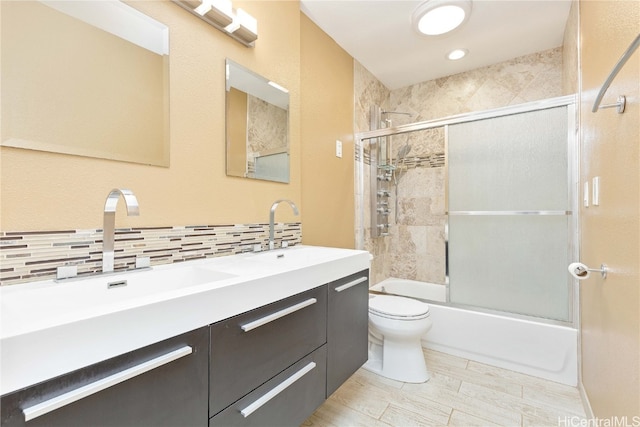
xmin=0 ymin=265 xmax=236 ymax=336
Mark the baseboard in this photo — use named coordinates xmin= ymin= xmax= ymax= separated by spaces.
xmin=578 ymin=380 xmax=595 ymax=419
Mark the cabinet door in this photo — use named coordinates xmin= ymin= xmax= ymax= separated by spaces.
xmin=209 ymin=345 xmax=327 ymax=427
xmin=327 ymin=269 xmax=369 ymax=396
xmin=1 ymin=327 xmax=209 ymax=427
xmin=210 ymin=285 xmax=327 ymax=416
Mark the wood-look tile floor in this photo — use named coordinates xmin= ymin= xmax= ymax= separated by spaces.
xmin=303 ymin=349 xmax=586 ymax=427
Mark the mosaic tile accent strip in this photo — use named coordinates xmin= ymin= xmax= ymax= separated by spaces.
xmin=0 ymin=223 xmax=302 ymax=286
xmin=397 ymin=153 xmax=445 ymax=169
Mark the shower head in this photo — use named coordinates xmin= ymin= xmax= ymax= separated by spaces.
xmin=397 ymin=143 xmax=412 ymax=160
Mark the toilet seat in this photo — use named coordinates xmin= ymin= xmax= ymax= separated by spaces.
xmin=369 ymin=295 xmax=430 ymax=320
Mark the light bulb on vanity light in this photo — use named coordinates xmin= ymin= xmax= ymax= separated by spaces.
xmin=193 ymin=0 xmax=234 ymax=27
xmin=225 ymin=8 xmax=258 ymax=43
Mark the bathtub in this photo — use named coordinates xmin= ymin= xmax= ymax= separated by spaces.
xmin=371 ymin=278 xmax=578 ymax=386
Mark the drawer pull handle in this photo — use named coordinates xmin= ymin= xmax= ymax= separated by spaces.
xmin=334 ymin=276 xmax=367 ymax=292
xmin=23 ymin=346 xmax=192 ymax=422
xmin=240 ymin=298 xmax=317 ymax=332
xmin=240 ymin=361 xmax=316 ymax=418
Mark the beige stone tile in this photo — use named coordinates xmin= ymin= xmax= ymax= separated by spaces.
xmin=305 ymin=397 xmax=392 ymax=427
xmin=448 ymin=409 xmax=503 ymax=427
xmin=350 ymin=368 xmax=405 ymax=391
xmin=458 ymin=381 xmax=583 ymax=425
xmin=384 ymin=387 xmax=453 ymax=425
xmin=301 ymin=412 xmax=340 ymax=427
xmin=401 ymin=368 xmax=462 ymax=395
xmin=523 ymin=412 xmax=585 ymax=427
xmin=330 ymin=374 xmax=392 ymax=419
xmin=308 ymin=347 xmax=586 ymax=427
xmin=466 ymin=361 xmax=577 ymax=395
xmin=381 ymin=403 xmax=449 ymax=427
xmin=521 ymin=384 xmax=585 ymax=417
xmin=403 ymin=379 xmax=522 ymax=425
xmin=466 ymin=361 xmax=584 ymax=417
xmin=424 ymin=349 xmax=469 ymax=369
xmin=426 ymin=358 xmax=523 ymax=397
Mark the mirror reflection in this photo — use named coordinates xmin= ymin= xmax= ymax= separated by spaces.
xmin=226 ymin=59 xmax=290 ymax=183
xmin=1 ymin=1 xmax=170 ymax=166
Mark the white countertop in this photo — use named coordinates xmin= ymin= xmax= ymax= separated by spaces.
xmin=0 ymin=245 xmax=370 ymax=396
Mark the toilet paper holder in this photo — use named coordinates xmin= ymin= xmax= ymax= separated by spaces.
xmin=568 ymin=262 xmax=609 ymax=280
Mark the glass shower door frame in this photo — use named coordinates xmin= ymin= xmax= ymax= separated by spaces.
xmin=355 ymin=95 xmax=579 ymax=326
xmin=444 ymin=100 xmax=578 ymax=325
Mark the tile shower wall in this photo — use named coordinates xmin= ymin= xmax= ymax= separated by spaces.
xmin=0 ymin=223 xmax=301 ymax=286
xmin=355 ymin=47 xmax=565 ymax=286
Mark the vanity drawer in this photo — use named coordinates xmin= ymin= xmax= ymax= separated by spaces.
xmin=209 ymin=345 xmax=327 ymax=427
xmin=209 ymin=285 xmax=327 ymax=416
xmin=0 ymin=327 xmax=209 ymax=427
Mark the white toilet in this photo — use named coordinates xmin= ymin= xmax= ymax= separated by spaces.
xmin=363 ymin=294 xmax=432 ymax=383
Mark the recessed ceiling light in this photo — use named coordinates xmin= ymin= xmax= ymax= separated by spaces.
xmin=447 ymin=48 xmax=468 ymax=60
xmin=412 ymin=0 xmax=472 ymax=36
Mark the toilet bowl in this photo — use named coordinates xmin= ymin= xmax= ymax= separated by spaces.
xmin=363 ymin=294 xmax=432 ymax=383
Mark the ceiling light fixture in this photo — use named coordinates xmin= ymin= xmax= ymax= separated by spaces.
xmin=412 ymin=0 xmax=471 ymax=36
xmin=447 ymin=48 xmax=468 ymax=60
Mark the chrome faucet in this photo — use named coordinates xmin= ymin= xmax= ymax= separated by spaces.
xmin=269 ymin=199 xmax=299 ymax=250
xmin=102 ymin=188 xmax=139 ymax=273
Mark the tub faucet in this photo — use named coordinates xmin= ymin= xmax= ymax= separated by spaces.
xmin=269 ymin=199 xmax=299 ymax=250
xmin=102 ymin=188 xmax=139 ymax=273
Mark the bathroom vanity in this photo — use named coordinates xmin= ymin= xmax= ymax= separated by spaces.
xmin=0 ymin=246 xmax=369 ymax=427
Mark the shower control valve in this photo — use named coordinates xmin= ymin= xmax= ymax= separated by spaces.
xmin=376 ymin=208 xmax=391 ymax=215
xmin=377 ymin=190 xmax=391 ymax=197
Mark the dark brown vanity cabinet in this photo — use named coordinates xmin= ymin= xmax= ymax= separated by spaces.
xmin=1 ymin=269 xmax=370 ymax=427
xmin=209 ymin=346 xmax=327 ymax=427
xmin=327 ymin=269 xmax=370 ymax=396
xmin=209 ymin=285 xmax=327 ymax=424
xmin=0 ymin=327 xmax=209 ymax=427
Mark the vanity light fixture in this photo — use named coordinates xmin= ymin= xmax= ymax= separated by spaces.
xmin=412 ymin=0 xmax=471 ymax=36
xmin=172 ymin=0 xmax=257 ymax=47
xmin=447 ymin=48 xmax=468 ymax=60
xmin=225 ymin=8 xmax=258 ymax=43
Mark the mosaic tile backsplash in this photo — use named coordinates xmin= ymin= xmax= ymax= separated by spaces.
xmin=0 ymin=223 xmax=302 ymax=286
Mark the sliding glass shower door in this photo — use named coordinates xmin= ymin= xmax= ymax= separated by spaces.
xmin=447 ymin=105 xmax=575 ymax=321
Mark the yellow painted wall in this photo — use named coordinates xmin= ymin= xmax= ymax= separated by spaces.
xmin=579 ymin=0 xmax=639 ymax=417
xmin=300 ymin=13 xmax=355 ymax=249
xmin=0 ymin=0 xmax=301 ymax=231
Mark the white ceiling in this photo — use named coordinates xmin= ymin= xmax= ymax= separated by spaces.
xmin=300 ymin=0 xmax=573 ymax=90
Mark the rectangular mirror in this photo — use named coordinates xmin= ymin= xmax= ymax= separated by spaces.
xmin=1 ymin=1 xmax=170 ymax=166
xmin=225 ymin=59 xmax=290 ymax=183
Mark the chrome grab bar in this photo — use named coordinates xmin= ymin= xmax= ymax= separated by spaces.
xmin=592 ymin=33 xmax=640 ymax=113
